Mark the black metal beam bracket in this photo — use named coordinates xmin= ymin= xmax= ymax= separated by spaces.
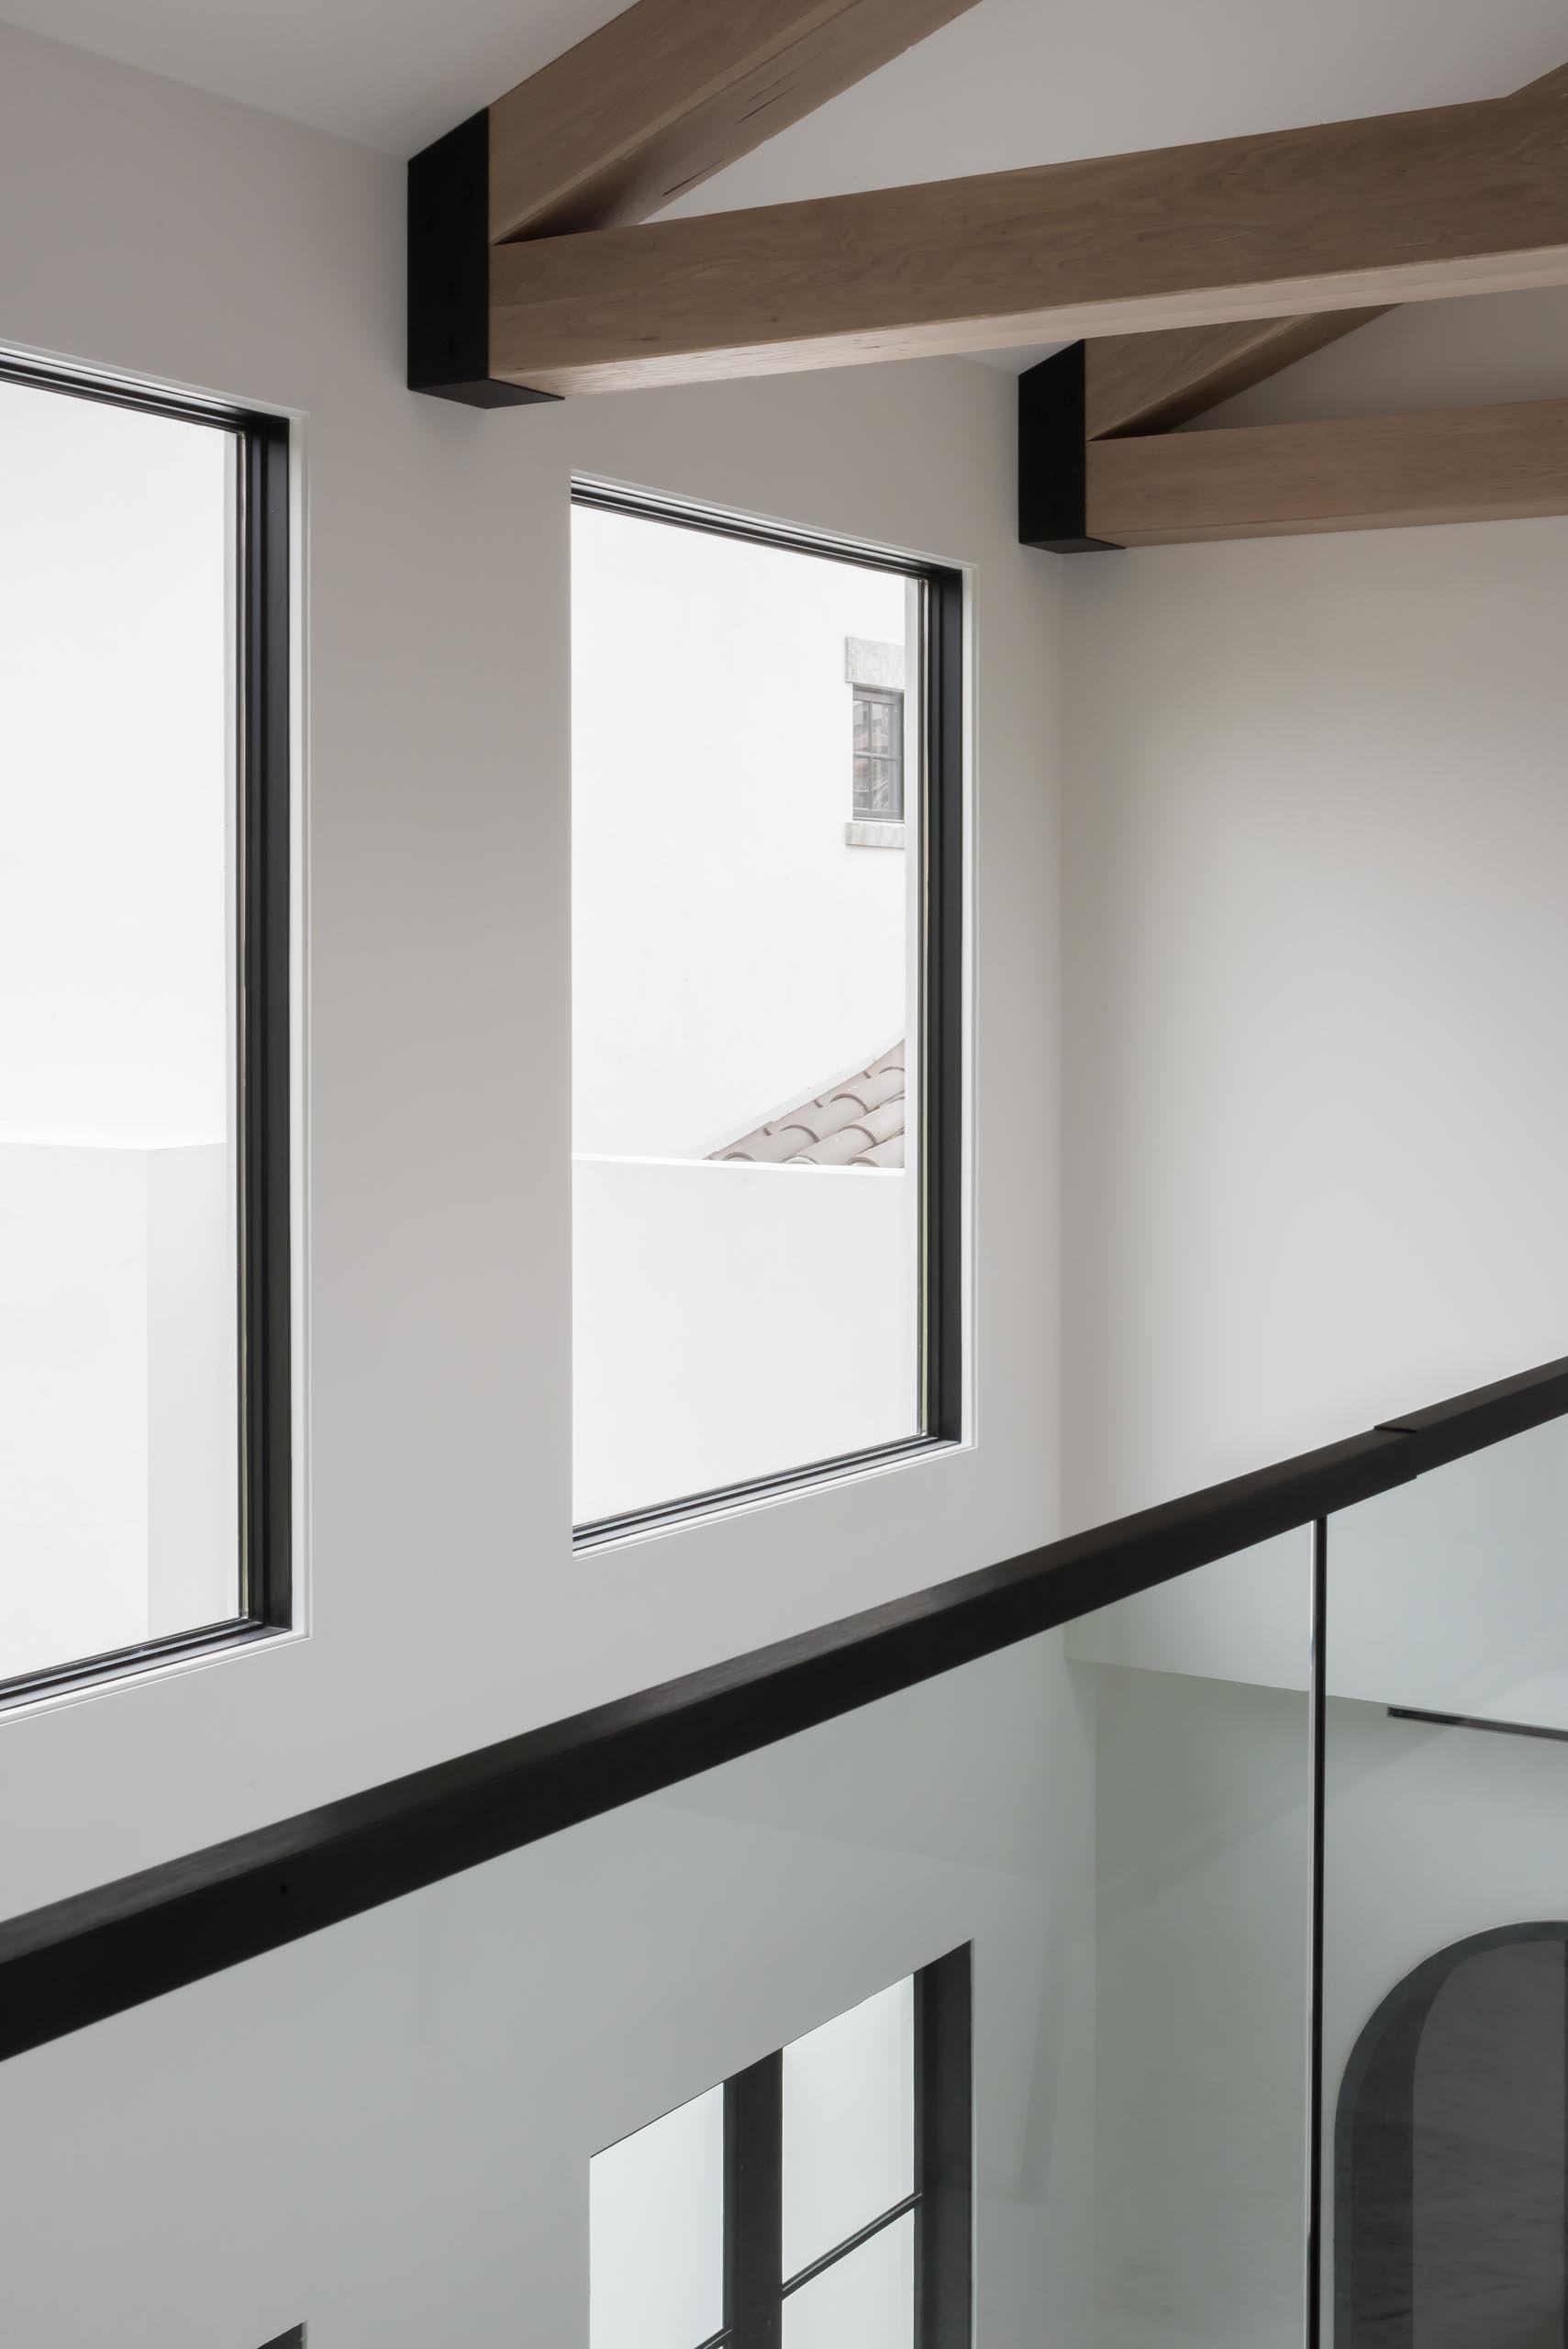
xmin=407 ymin=111 xmax=557 ymax=408
xmin=1018 ymin=343 xmax=1123 ymax=554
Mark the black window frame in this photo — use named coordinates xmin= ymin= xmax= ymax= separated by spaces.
xmin=851 ymin=682 xmax=906 ymax=820
xmin=571 ymin=481 xmax=964 ymax=1547
xmin=0 ymin=352 xmax=293 ymax=1707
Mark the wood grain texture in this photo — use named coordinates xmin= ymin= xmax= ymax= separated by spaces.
xmin=489 ymin=93 xmax=1568 ymax=395
xmin=487 ymin=0 xmax=984 ymax=241
xmin=1085 ymin=60 xmax=1568 ymax=438
xmin=1084 ymin=309 xmax=1393 ymax=440
xmin=1086 ymin=395 xmax=1568 ymax=544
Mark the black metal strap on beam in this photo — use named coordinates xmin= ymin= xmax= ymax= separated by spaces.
xmin=0 ymin=1353 xmax=1565 ymax=2065
xmin=407 ymin=112 xmax=556 ymax=408
xmin=1018 ymin=343 xmax=1123 ymax=554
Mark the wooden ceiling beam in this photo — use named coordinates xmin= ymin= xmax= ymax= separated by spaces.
xmin=1084 ymin=61 xmax=1568 ymax=440
xmin=486 ymin=0 xmax=986 ymax=244
xmin=1082 ymin=395 xmax=1568 ymax=547
xmin=485 ymin=92 xmax=1568 ymax=397
xmin=409 ymin=0 xmax=984 ymax=403
xmin=1084 ymin=310 xmax=1393 ymax=443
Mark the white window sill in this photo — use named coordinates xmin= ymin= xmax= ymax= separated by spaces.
xmin=844 ymin=819 xmax=906 ymax=849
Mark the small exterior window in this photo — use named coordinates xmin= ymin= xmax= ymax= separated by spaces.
xmin=852 ymin=686 xmax=905 ymax=820
xmin=590 ymin=1950 xmax=972 ymax=2349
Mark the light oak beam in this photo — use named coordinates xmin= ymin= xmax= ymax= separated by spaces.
xmin=489 ymin=93 xmax=1568 ymax=395
xmin=1084 ymin=311 xmax=1393 ymax=441
xmin=487 ymin=0 xmax=984 ymax=242
xmin=1084 ymin=61 xmax=1568 ymax=439
xmin=1085 ymin=395 xmax=1568 ymax=546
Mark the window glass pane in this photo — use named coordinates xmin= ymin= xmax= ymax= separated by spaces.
xmin=590 ymin=2085 xmax=724 ymax=2349
xmin=784 ymin=1975 xmax=914 ymax=2276
xmin=0 ymin=377 xmax=239 ymax=1684
xmin=783 ymin=2210 xmax=916 ymax=2349
xmin=854 ymin=756 xmax=899 ymax=818
xmin=572 ymin=501 xmax=927 ymax=1523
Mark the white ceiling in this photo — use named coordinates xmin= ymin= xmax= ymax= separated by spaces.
xmin=0 ymin=0 xmax=1561 ymax=169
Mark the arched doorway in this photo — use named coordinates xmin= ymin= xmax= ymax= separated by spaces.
xmin=1336 ymin=1924 xmax=1568 ymax=2345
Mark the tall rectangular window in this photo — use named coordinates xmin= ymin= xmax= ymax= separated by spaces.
xmin=572 ymin=487 xmax=962 ymax=1534
xmin=0 ymin=358 xmax=290 ymax=1698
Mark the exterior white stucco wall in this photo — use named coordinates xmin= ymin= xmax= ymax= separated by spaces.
xmin=573 ymin=507 xmax=914 ymax=1160
xmin=573 ymin=1158 xmax=917 ymax=1523
xmin=0 ymin=20 xmax=1062 ymax=1916
xmin=0 ymin=1141 xmax=234 ymax=1682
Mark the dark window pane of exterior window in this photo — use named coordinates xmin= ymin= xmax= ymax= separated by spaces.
xmin=851 ymin=690 xmax=903 ymax=820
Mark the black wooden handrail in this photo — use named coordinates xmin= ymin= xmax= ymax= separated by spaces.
xmin=2 ymin=1352 xmax=1565 ymax=2063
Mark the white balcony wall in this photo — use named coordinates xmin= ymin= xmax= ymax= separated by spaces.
xmin=0 ymin=1138 xmax=233 ymax=1684
xmin=573 ymin=1157 xmax=916 ymax=1524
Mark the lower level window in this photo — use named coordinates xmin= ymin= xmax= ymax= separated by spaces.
xmin=590 ymin=1948 xmax=972 ymax=2349
xmin=0 ymin=357 xmax=289 ymax=1698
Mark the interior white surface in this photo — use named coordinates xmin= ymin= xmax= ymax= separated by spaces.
xmin=0 ymin=0 xmax=1556 ymax=169
xmin=1061 ymin=281 xmax=1568 ymax=1533
xmin=0 ymin=18 xmax=1061 ymax=1914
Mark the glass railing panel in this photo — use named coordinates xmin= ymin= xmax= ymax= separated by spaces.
xmin=1071 ymin=1527 xmax=1316 ymax=2349
xmin=0 ymin=1524 xmax=1318 ymax=2349
xmin=1324 ymin=1413 xmax=1568 ymax=2348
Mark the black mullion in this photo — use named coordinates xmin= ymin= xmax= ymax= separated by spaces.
xmin=916 ymin=1946 xmax=973 ymax=2348
xmin=239 ymin=406 xmax=293 ymax=1634
xmin=725 ymin=2053 xmax=782 ymax=2349
xmin=782 ymin=2190 xmax=923 ymax=2298
xmin=1307 ymin=1520 xmax=1328 ymax=2349
xmin=921 ymin=565 xmax=963 ymax=1448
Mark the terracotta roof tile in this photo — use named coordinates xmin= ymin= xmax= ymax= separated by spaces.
xmin=712 ymin=1041 xmax=906 ymax=1171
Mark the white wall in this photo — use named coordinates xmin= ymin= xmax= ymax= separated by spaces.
xmin=0 ymin=379 xmax=231 ymax=1141
xmin=0 ymin=22 xmax=1061 ymax=1915
xmin=1062 ymin=287 xmax=1568 ymax=1532
xmin=573 ymin=1158 xmax=915 ymax=1524
xmin=573 ymin=507 xmax=912 ymax=1158
xmin=0 ymin=1138 xmax=234 ymax=1682
xmin=0 ymin=1142 xmax=150 ymax=1676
